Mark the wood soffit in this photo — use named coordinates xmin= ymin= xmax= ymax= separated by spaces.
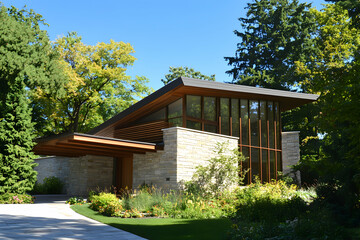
xmin=33 ymin=133 xmax=159 ymax=158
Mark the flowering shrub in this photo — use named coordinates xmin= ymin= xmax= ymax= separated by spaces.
xmin=0 ymin=193 xmax=34 ymax=204
xmin=66 ymin=197 xmax=85 ymax=205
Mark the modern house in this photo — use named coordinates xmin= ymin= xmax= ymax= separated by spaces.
xmin=33 ymin=77 xmax=318 ymax=195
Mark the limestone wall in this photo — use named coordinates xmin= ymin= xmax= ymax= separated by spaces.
xmin=133 ymin=127 xmax=239 ymax=190
xmin=34 ymin=155 xmax=113 ymax=196
xmin=281 ymin=131 xmax=301 ymax=183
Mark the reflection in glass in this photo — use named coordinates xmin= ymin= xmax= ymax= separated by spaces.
xmin=270 ymin=151 xmax=275 ymax=180
xmin=168 ymin=99 xmax=182 ymax=118
xmin=231 ymin=99 xmax=239 ymax=137
xmin=260 ymin=101 xmax=267 ymax=147
xmin=240 ymin=99 xmax=249 ymax=145
xmin=204 ymin=124 xmax=217 ymax=133
xmin=139 ymin=108 xmax=166 ymax=123
xmin=275 ymin=102 xmax=280 ymax=149
xmin=262 ymin=150 xmax=268 ymax=182
xmin=268 ymin=102 xmax=275 ymax=148
xmin=169 ymin=117 xmax=182 ymax=127
xmin=250 ymin=100 xmax=259 ymax=146
xmin=251 ymin=148 xmax=259 ymax=178
xmin=186 ymin=120 xmax=201 ymax=130
xmin=186 ymin=95 xmax=201 ymax=119
xmin=277 ymin=152 xmax=282 ymax=173
xmin=204 ymin=97 xmax=216 ymax=121
xmin=220 ymin=98 xmax=230 ymax=135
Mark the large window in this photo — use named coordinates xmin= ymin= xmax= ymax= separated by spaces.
xmin=184 ymin=94 xmax=282 ymax=183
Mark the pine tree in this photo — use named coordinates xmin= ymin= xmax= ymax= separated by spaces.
xmin=0 ymin=5 xmax=65 ymax=193
xmin=0 ymin=78 xmax=37 ymax=194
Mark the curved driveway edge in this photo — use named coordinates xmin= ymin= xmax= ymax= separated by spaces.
xmin=0 ymin=201 xmax=146 ymax=240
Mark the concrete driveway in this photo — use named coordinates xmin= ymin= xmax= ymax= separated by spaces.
xmin=0 ymin=195 xmax=146 ymax=240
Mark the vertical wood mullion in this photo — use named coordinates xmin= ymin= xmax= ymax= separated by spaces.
xmin=274 ymin=120 xmax=278 ymax=181
xmin=267 ymin=119 xmax=270 ymax=183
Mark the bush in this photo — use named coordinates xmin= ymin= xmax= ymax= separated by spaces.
xmin=89 ymin=193 xmax=123 ymax=217
xmin=184 ymin=142 xmax=247 ymax=198
xmin=31 ymin=176 xmax=64 ymax=194
xmin=66 ymin=197 xmax=85 ymax=205
xmin=0 ymin=193 xmax=34 ymax=204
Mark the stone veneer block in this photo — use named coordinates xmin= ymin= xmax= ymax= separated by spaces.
xmin=35 ymin=155 xmax=113 ymax=196
xmin=281 ymin=131 xmax=301 ymax=184
xmin=133 ymin=127 xmax=239 ymax=190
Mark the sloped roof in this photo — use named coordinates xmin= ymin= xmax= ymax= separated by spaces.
xmin=88 ymin=77 xmax=318 ymax=137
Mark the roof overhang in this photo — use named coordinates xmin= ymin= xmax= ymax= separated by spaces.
xmin=89 ymin=77 xmax=319 ymax=137
xmin=33 ymin=132 xmax=160 ymax=158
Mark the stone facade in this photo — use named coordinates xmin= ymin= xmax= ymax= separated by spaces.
xmin=34 ymin=155 xmax=113 ymax=196
xmin=133 ymin=127 xmax=239 ymax=189
xmin=281 ymin=131 xmax=301 ymax=184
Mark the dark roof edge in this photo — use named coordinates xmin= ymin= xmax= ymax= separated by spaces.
xmin=180 ymin=77 xmax=319 ymax=101
xmin=88 ymin=77 xmax=185 ymax=135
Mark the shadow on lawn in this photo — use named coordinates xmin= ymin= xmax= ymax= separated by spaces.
xmin=108 ymin=218 xmax=232 ymax=240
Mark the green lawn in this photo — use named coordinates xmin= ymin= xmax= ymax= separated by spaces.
xmin=71 ymin=204 xmax=232 ymax=240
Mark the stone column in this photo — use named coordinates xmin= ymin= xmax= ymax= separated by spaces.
xmin=281 ymin=131 xmax=301 ymax=184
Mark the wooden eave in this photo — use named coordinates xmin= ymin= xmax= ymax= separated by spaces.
xmin=33 ymin=133 xmax=159 ymax=158
xmin=89 ymin=77 xmax=319 ymax=137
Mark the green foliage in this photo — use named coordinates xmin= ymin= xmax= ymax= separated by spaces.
xmin=34 ymin=32 xmax=152 ymax=134
xmin=225 ymin=0 xmax=316 ymax=91
xmin=228 ymin=180 xmax=347 ymax=240
xmin=66 ymin=196 xmax=85 ymax=205
xmin=161 ymin=66 xmax=215 ymax=85
xmin=89 ymin=192 xmax=124 ymax=217
xmin=31 ymin=176 xmax=64 ymax=194
xmin=0 ymin=193 xmax=34 ymax=204
xmin=184 ymin=142 xmax=246 ymax=198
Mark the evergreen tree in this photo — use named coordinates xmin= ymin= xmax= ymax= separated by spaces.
xmin=225 ymin=0 xmax=316 ymax=91
xmin=161 ymin=66 xmax=215 ymax=85
xmin=0 ymin=78 xmax=37 ymax=194
xmin=0 ymin=5 xmax=65 ymax=193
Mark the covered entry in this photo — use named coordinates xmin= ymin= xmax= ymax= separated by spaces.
xmin=33 ymin=132 xmax=160 ymax=191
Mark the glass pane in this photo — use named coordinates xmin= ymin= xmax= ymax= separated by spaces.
xmin=275 ymin=102 xmax=280 ymax=149
xmin=186 ymin=120 xmax=201 ymax=130
xmin=139 ymin=108 xmax=166 ymax=123
xmin=277 ymin=151 xmax=282 ymax=172
xmin=262 ymin=150 xmax=269 ymax=182
xmin=270 ymin=151 xmax=275 ymax=180
xmin=204 ymin=124 xmax=217 ymax=133
xmin=251 ymin=148 xmax=260 ymax=179
xmin=169 ymin=117 xmax=182 ymax=127
xmin=250 ymin=100 xmax=259 ymax=146
xmin=241 ymin=147 xmax=250 ymax=184
xmin=204 ymin=97 xmax=216 ymax=121
xmin=268 ymin=102 xmax=275 ymax=148
xmin=240 ymin=99 xmax=249 ymax=145
xmin=186 ymin=95 xmax=201 ymax=119
xmin=168 ymin=98 xmax=182 ymax=118
xmin=220 ymin=98 xmax=230 ymax=135
xmin=260 ymin=101 xmax=267 ymax=147
xmin=231 ymin=99 xmax=239 ymax=137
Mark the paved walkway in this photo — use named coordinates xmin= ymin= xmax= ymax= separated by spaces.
xmin=0 ymin=195 xmax=146 ymax=240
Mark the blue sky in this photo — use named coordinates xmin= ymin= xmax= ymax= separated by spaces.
xmin=2 ymin=0 xmax=326 ymax=90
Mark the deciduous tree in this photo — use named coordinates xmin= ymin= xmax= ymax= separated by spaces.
xmin=161 ymin=66 xmax=215 ymax=85
xmin=34 ymin=32 xmax=152 ymax=134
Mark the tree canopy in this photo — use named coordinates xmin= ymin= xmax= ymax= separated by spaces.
xmin=161 ymin=66 xmax=215 ymax=85
xmin=225 ymin=0 xmax=316 ymax=91
xmin=0 ymin=5 xmax=64 ymax=193
xmin=34 ymin=32 xmax=152 ymax=135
